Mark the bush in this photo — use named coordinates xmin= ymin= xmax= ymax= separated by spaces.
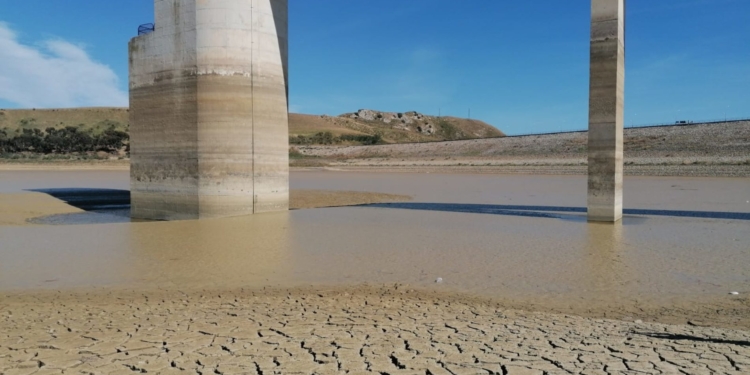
xmin=437 ymin=119 xmax=460 ymax=140
xmin=288 ymin=147 xmax=304 ymax=158
xmin=338 ymin=134 xmax=382 ymax=145
xmin=290 ymin=132 xmax=383 ymax=146
xmin=95 ymin=128 xmax=129 ymax=152
xmin=0 ymin=125 xmax=129 ymax=156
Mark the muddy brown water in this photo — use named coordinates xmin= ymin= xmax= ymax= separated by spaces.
xmin=1 ymin=170 xmax=749 ymax=325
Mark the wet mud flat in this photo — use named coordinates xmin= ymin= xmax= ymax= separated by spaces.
xmin=1 ymin=170 xmax=749 ymax=373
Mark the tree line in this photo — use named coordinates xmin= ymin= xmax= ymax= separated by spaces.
xmin=0 ymin=126 xmax=129 ymax=155
xmin=2 ymin=126 xmax=383 ymax=157
xmin=290 ymin=132 xmax=382 ymax=145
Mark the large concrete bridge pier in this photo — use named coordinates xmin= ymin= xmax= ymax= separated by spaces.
xmin=128 ymin=0 xmax=289 ymax=220
xmin=588 ymin=0 xmax=625 ymax=222
xmin=128 ymin=0 xmax=625 ymax=222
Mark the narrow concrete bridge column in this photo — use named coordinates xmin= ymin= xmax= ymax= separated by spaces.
xmin=129 ymin=0 xmax=289 ymax=220
xmin=588 ymin=0 xmax=625 ymax=222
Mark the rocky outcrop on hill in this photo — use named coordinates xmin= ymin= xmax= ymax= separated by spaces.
xmin=294 ymin=109 xmax=503 ymax=143
xmin=344 ymin=109 xmax=437 ymax=134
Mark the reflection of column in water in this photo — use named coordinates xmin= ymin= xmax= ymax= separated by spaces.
xmin=127 ymin=213 xmax=292 ymax=289
xmin=584 ymin=222 xmax=629 ymax=294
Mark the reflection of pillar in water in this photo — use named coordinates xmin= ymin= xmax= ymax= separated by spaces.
xmin=588 ymin=0 xmax=625 ymax=222
xmin=584 ymin=222 xmax=626 ymax=293
xmin=128 ymin=213 xmax=291 ymax=288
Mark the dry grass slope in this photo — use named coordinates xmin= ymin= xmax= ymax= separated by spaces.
xmin=0 ymin=108 xmax=504 ymax=144
xmin=0 ymin=108 xmax=129 ymax=134
xmin=290 ymin=112 xmax=504 ymax=143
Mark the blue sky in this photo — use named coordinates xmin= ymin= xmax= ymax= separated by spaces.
xmin=0 ymin=0 xmax=748 ymax=135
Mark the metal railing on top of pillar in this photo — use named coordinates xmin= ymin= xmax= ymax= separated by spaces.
xmin=138 ymin=23 xmax=155 ymax=36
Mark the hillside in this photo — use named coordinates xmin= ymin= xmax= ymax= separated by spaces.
xmin=0 ymin=107 xmax=504 ymax=145
xmin=0 ymin=108 xmax=129 ymax=134
xmin=291 ymin=109 xmax=504 ymax=144
xmin=293 ymin=121 xmax=750 ymax=177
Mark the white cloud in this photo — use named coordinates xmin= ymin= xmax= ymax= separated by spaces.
xmin=0 ymin=22 xmax=127 ymax=108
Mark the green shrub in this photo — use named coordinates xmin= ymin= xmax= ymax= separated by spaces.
xmin=290 ymin=132 xmax=382 ymax=146
xmin=0 ymin=124 xmax=129 ymax=156
xmin=437 ymin=119 xmax=460 ymax=140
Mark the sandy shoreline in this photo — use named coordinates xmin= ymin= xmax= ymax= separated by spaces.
xmin=2 ymin=286 xmax=750 ymax=375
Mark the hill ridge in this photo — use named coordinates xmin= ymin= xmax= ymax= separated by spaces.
xmin=0 ymin=107 xmax=504 ymax=145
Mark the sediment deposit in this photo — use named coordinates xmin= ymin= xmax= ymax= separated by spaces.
xmin=2 ymin=287 xmax=749 ymax=375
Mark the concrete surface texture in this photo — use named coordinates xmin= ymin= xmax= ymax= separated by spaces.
xmin=128 ymin=0 xmax=289 ymax=220
xmin=587 ymin=0 xmax=625 ymax=222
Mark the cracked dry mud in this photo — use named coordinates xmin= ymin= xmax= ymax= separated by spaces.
xmin=2 ymin=287 xmax=749 ymax=375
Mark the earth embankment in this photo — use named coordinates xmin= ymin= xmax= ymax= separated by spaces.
xmin=292 ymin=121 xmax=750 ymax=177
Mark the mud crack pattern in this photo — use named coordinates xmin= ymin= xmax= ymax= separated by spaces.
xmin=2 ymin=288 xmax=749 ymax=375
